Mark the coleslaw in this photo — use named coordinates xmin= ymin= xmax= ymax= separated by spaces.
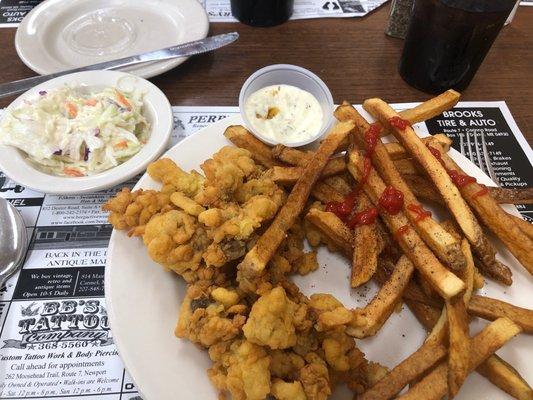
xmin=0 ymin=85 xmax=150 ymax=177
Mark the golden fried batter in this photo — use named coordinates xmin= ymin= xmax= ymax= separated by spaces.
xmin=197 ymin=147 xmax=259 ymax=206
xmin=103 ymin=145 xmax=391 ymax=400
xmin=334 ymin=346 xmax=388 ymax=394
xmin=211 ymin=287 xmax=240 ymax=309
xmin=270 ymin=350 xmax=305 ymax=380
xmin=271 ymin=379 xmax=307 ymax=400
xmin=211 ymin=196 xmax=279 ymax=243
xmin=142 ymin=210 xmax=209 ymax=274
xmin=176 ymin=285 xmax=247 ymax=347
xmin=102 ymin=188 xmax=172 ymax=235
xmin=268 ymin=255 xmax=293 ymax=282
xmin=226 ymin=340 xmax=271 ymax=400
xmin=235 ymin=177 xmax=286 ymax=207
xmin=299 ymin=353 xmax=331 ymax=400
xmin=243 ymin=286 xmax=298 ymax=349
xmin=309 ymin=294 xmax=354 ymax=331
xmin=322 ymin=330 xmax=356 ymax=372
xmin=147 ymin=158 xmax=204 ymax=198
xmin=201 ymin=196 xmax=280 ymax=267
xmin=170 ymin=191 xmax=206 ymax=216
xmin=295 ymin=252 xmax=319 ymax=275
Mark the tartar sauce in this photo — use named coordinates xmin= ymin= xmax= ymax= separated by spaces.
xmin=244 ymin=84 xmax=323 ymax=144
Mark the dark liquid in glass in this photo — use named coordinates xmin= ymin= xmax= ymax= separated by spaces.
xmin=399 ymin=0 xmax=515 ymax=93
xmin=231 ymin=0 xmax=294 ymax=27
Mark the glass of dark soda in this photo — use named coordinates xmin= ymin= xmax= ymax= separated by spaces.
xmin=230 ymin=0 xmax=294 ymax=27
xmin=399 ymin=0 xmax=516 ymax=93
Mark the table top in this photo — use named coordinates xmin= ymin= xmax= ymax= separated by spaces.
xmin=0 ymin=4 xmax=532 ymax=145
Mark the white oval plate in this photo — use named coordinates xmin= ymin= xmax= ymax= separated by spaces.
xmin=0 ymin=70 xmax=173 ymax=194
xmin=105 ymin=115 xmax=533 ymax=400
xmin=15 ymin=0 xmax=209 ymax=79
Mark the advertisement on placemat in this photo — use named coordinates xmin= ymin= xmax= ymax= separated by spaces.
xmin=0 ymin=0 xmax=41 ymax=27
xmin=0 ymin=103 xmax=531 ymax=399
xmin=200 ymin=0 xmax=386 ymax=21
xmin=423 ymin=102 xmax=533 ymax=220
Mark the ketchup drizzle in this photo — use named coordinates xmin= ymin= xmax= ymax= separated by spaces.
xmin=395 ymin=225 xmax=410 ymax=240
xmin=348 ymin=207 xmax=378 ymax=229
xmin=389 ymin=116 xmax=411 ymax=130
xmin=325 ymin=123 xmax=380 ymax=225
xmin=364 ymin=123 xmax=381 ymax=156
xmin=378 ymin=186 xmax=404 ymax=215
xmin=448 ymin=170 xmax=477 ymax=188
xmin=426 ymin=144 xmax=443 ymax=162
xmin=426 ymin=144 xmax=478 ymax=189
xmin=472 ymin=184 xmax=489 ymax=199
xmin=325 ymin=201 xmax=348 ymax=220
xmin=407 ymin=203 xmax=432 ymax=222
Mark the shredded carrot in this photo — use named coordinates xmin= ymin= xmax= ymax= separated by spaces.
xmin=115 ymin=90 xmax=132 ymax=110
xmin=85 ymin=98 xmax=97 ymax=106
xmin=65 ymin=102 xmax=77 ymax=118
xmin=114 ymin=140 xmax=128 ymax=150
xmin=63 ymin=167 xmax=84 ymax=177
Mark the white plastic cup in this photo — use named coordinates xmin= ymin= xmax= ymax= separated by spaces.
xmin=239 ymin=64 xmax=334 ymax=147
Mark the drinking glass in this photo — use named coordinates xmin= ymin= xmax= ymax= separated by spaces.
xmin=399 ymin=0 xmax=516 ymax=93
xmin=230 ymin=0 xmax=294 ymax=27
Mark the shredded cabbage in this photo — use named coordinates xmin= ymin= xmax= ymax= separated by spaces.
xmin=0 ymin=85 xmax=150 ymax=177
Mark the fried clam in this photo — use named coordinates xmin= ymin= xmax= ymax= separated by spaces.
xmin=197 ymin=146 xmax=262 ymax=206
xmin=147 ymin=157 xmax=204 ymax=197
xmin=142 ymin=209 xmax=210 ymax=275
xmin=201 ymin=195 xmax=281 ymax=267
xmin=176 ymin=282 xmax=248 ymax=348
xmin=102 ymin=187 xmax=173 ymax=236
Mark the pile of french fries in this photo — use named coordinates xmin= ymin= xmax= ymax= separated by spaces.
xmin=225 ymin=90 xmax=533 ymax=399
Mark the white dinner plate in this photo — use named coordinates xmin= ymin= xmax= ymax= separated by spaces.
xmin=105 ymin=114 xmax=533 ymax=400
xmin=15 ymin=0 xmax=209 ymax=79
xmin=0 ymin=70 xmax=173 ymax=194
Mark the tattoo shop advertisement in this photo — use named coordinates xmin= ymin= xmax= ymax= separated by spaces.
xmin=0 ymin=104 xmax=531 ymax=399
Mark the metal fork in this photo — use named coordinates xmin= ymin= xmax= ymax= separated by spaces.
xmin=461 ymin=129 xmax=499 ymax=186
xmin=474 ymin=129 xmax=500 ymax=186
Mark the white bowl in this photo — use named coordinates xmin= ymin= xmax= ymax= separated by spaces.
xmin=0 ymin=70 xmax=172 ymax=194
xmin=239 ymin=64 xmax=334 ymax=147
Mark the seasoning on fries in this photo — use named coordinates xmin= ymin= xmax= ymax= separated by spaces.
xmin=364 ymin=98 xmax=512 ymax=284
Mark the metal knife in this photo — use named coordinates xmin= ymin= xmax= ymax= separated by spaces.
xmin=0 ymin=32 xmax=239 ymax=99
